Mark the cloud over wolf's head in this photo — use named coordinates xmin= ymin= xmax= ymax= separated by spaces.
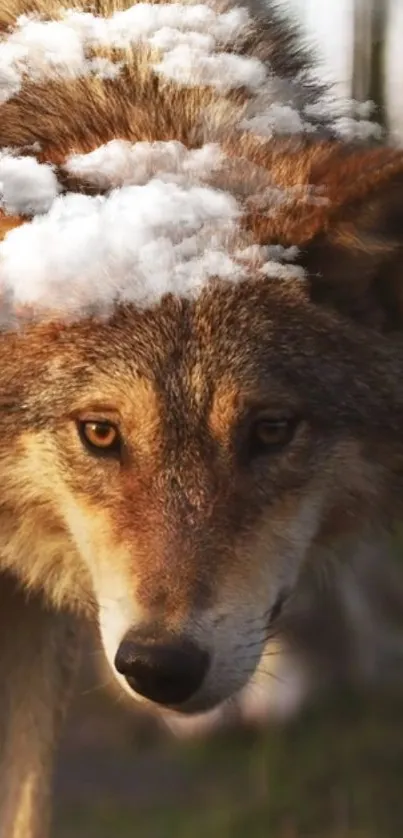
xmin=0 ymin=0 xmax=383 ymax=328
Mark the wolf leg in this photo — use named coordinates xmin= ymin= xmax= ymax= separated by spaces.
xmin=0 ymin=572 xmax=80 ymax=838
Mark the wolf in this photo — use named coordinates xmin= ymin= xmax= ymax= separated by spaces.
xmin=1 ymin=0 xmax=403 ymax=835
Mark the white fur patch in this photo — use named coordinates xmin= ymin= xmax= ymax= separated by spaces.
xmin=0 ymin=140 xmax=308 ymax=323
xmin=153 ymin=45 xmax=265 ymax=91
xmin=0 ymin=178 xmax=241 ymax=318
xmin=0 ymin=13 xmax=120 ymax=103
xmin=0 ymin=152 xmax=60 ymax=214
xmin=0 ymin=4 xmax=260 ymax=102
xmin=242 ymin=102 xmax=316 ymax=138
xmin=65 ymin=140 xmax=224 ymax=189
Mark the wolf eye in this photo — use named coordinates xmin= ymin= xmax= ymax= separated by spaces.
xmin=78 ymin=420 xmax=121 ymax=457
xmin=247 ymin=416 xmax=297 ymax=458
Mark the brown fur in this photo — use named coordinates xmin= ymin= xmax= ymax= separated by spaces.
xmin=2 ymin=0 xmax=403 ymax=835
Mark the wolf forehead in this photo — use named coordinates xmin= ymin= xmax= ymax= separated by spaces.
xmin=1 ymin=283 xmax=398 ymax=434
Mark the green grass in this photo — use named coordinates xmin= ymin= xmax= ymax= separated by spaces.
xmin=54 ymin=688 xmax=403 ymax=838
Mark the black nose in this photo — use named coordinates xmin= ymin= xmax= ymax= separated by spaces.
xmin=114 ymin=634 xmax=210 ymax=706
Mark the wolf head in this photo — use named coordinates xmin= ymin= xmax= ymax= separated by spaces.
xmin=1 ymin=0 xmax=403 ymax=715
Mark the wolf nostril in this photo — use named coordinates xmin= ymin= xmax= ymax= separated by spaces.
xmin=114 ymin=635 xmax=210 ymax=707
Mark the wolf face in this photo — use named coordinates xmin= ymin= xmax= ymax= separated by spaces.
xmin=1 ymin=0 xmax=403 ymax=719
xmin=2 ymin=270 xmax=403 ymax=713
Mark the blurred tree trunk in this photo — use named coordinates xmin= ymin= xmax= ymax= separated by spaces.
xmin=352 ymin=0 xmax=388 ymax=126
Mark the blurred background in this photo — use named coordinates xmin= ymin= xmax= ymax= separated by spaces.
xmin=280 ymin=0 xmax=402 ymax=140
xmin=54 ymin=3 xmax=403 ymax=836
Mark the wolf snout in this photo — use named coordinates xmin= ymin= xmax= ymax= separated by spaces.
xmin=114 ymin=632 xmax=210 ymax=707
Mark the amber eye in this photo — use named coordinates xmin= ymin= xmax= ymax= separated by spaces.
xmin=247 ymin=416 xmax=297 ymax=459
xmin=78 ymin=420 xmax=121 ymax=457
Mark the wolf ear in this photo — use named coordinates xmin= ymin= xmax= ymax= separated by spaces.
xmin=303 ymin=154 xmax=403 ymax=332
